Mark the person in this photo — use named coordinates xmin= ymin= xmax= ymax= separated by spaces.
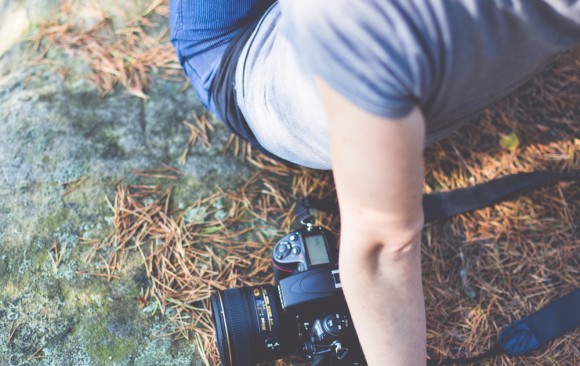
xmin=169 ymin=1 xmax=580 ymax=364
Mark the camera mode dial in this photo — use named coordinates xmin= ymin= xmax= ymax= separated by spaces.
xmin=274 ymin=241 xmax=291 ymax=260
xmin=273 ymin=231 xmax=310 ymax=272
xmin=311 ymin=313 xmax=350 ymax=343
xmin=322 ymin=313 xmax=350 ymax=337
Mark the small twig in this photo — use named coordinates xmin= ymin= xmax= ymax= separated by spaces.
xmin=62 ymin=176 xmax=88 ymax=196
xmin=48 ymin=240 xmax=66 ymax=273
xmin=26 ymin=347 xmax=45 ymax=361
xmin=6 ymin=321 xmax=20 ymax=344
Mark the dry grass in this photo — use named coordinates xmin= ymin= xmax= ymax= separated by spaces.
xmin=31 ymin=0 xmax=182 ymax=98
xmin=31 ymin=1 xmax=580 ymax=365
xmin=422 ymin=53 xmax=580 ymax=366
xmin=80 ymin=158 xmax=334 ymax=365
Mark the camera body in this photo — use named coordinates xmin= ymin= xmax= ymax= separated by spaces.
xmin=272 ymin=226 xmax=365 ymax=365
xmin=210 ymin=225 xmax=366 ymax=366
xmin=272 ymin=226 xmax=337 ymax=280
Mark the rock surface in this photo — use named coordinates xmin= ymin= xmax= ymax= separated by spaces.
xmin=0 ymin=0 xmax=60 ymax=55
xmin=0 ymin=18 xmax=252 ymax=366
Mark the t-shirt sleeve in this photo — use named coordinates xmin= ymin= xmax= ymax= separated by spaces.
xmin=278 ymin=0 xmax=580 ymax=123
xmin=278 ymin=0 xmax=446 ymax=119
xmin=169 ymin=0 xmax=275 ymax=111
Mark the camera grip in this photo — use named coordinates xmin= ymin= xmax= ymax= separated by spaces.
xmin=278 ymin=268 xmax=342 ymax=311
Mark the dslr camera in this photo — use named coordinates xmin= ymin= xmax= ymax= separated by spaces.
xmin=210 ymin=221 xmax=366 ymax=366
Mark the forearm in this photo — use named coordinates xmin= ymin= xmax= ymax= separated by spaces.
xmin=318 ymin=79 xmax=427 ymax=365
xmin=340 ymin=223 xmax=425 ymax=366
xmin=338 ymin=175 xmax=426 ymax=366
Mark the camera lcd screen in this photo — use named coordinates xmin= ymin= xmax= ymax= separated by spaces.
xmin=304 ymin=235 xmax=330 ymax=266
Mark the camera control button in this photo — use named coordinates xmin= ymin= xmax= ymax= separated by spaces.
xmin=323 ymin=313 xmax=349 ymax=336
xmin=276 ymin=242 xmax=290 ymax=254
xmin=289 ymin=234 xmax=298 ymax=242
xmin=291 ymin=246 xmax=301 ymax=255
xmin=265 ymin=338 xmax=281 ymax=352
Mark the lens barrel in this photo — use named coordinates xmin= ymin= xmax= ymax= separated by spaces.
xmin=210 ymin=285 xmax=294 ymax=366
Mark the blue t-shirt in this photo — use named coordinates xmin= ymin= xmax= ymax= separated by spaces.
xmin=169 ymin=0 xmax=274 ymax=115
xmin=278 ymin=0 xmax=580 ymax=135
xmin=171 ymin=0 xmax=580 ymax=169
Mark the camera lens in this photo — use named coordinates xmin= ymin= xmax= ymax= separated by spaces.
xmin=210 ymin=285 xmax=296 ymax=366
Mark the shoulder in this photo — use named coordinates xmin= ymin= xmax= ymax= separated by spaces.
xmin=278 ymin=0 xmax=445 ymax=118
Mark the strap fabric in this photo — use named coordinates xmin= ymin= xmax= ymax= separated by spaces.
xmin=499 ymin=289 xmax=580 ymax=356
xmin=422 ymin=171 xmax=579 ymax=223
xmin=428 ymin=290 xmax=580 ymax=365
xmin=296 ymin=197 xmax=339 ymax=226
xmin=298 ymin=171 xmax=579 ymax=224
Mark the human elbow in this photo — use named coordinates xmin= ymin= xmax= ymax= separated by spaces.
xmin=339 ymin=228 xmax=422 ymax=280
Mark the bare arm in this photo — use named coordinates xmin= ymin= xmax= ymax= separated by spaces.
xmin=318 ymin=80 xmax=426 ymax=365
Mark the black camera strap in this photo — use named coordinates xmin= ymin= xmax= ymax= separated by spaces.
xmin=296 ymin=170 xmax=580 ymax=365
xmin=421 ymin=171 xmax=579 ymax=223
xmin=295 ymin=197 xmax=339 ymax=227
xmin=427 ymin=288 xmax=580 ymax=365
xmin=297 ymin=171 xmax=579 ymax=225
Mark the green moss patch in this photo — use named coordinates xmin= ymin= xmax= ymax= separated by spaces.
xmin=83 ymin=318 xmax=138 ymax=363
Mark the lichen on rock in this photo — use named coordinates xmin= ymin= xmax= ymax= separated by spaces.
xmin=0 ymin=2 xmax=250 ymax=363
